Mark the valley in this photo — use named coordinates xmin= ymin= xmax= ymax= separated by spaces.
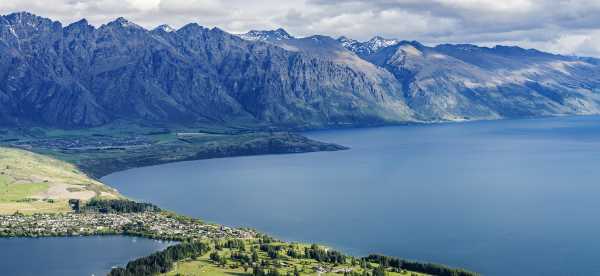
xmin=102 ymin=115 xmax=600 ymax=276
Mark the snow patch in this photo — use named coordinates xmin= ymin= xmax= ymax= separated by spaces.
xmin=239 ymin=29 xmax=293 ymax=42
xmin=8 ymin=25 xmax=18 ymax=38
xmin=111 ymin=17 xmax=145 ymax=30
xmin=155 ymin=24 xmax=175 ymax=32
xmin=366 ymin=36 xmax=399 ymax=52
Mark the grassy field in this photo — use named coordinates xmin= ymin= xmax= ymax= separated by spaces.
xmin=0 ymin=175 xmax=48 ymax=202
xmin=0 ymin=147 xmax=121 ymax=214
xmin=166 ymin=257 xmax=247 ymax=276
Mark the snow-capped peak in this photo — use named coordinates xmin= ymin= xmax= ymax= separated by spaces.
xmin=338 ymin=35 xmax=400 ymax=56
xmin=108 ymin=17 xmax=144 ymax=30
xmin=154 ymin=24 xmax=176 ymax=33
xmin=366 ymin=36 xmax=400 ymax=52
xmin=239 ymin=28 xmax=293 ymax=42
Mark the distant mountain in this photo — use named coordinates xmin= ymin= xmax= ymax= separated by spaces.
xmin=365 ymin=41 xmax=600 ymax=120
xmin=252 ymin=31 xmax=600 ymax=122
xmin=338 ymin=36 xmax=400 ymax=57
xmin=239 ymin=28 xmax=294 ymax=42
xmin=1 ymin=12 xmax=600 ymax=129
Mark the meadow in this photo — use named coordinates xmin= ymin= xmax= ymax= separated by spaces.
xmin=0 ymin=147 xmax=120 ymax=214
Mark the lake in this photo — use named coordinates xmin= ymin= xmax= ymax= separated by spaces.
xmin=103 ymin=116 xmax=600 ymax=276
xmin=0 ymin=236 xmax=174 ymax=276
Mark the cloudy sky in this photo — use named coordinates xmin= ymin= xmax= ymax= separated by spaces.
xmin=1 ymin=0 xmax=600 ymax=57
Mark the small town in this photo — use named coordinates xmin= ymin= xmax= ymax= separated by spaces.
xmin=0 ymin=212 xmax=256 ymax=240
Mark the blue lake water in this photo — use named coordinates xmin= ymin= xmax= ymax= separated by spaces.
xmin=0 ymin=236 xmax=174 ymax=276
xmin=103 ymin=116 xmax=600 ymax=276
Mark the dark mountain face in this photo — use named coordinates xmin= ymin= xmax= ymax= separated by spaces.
xmin=0 ymin=13 xmax=412 ymax=128
xmin=1 ymin=12 xmax=600 ymax=129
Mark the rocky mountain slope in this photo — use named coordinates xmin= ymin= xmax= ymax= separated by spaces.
xmin=365 ymin=42 xmax=600 ymax=120
xmin=242 ymin=30 xmax=600 ymax=122
xmin=1 ymin=12 xmax=600 ymax=129
xmin=0 ymin=12 xmax=412 ymax=129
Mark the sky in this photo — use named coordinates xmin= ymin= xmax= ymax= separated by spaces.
xmin=1 ymin=0 xmax=600 ymax=57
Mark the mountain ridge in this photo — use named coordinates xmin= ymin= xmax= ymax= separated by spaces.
xmin=0 ymin=12 xmax=414 ymax=128
xmin=1 ymin=12 xmax=600 ymax=129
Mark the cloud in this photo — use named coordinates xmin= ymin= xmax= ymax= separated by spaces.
xmin=1 ymin=0 xmax=600 ymax=57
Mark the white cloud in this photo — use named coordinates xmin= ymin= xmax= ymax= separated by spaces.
xmin=1 ymin=0 xmax=600 ymax=57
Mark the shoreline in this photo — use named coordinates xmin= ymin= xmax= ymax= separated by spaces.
xmin=4 ymin=115 xmax=596 ymax=274
xmin=83 ymin=136 xmax=349 ymax=179
xmin=79 ymin=115 xmax=571 ymax=179
xmin=12 ymin=132 xmax=349 ymax=179
xmin=4 ymin=114 xmax=596 ymax=180
xmin=8 ymin=117 xmax=573 ymax=275
xmin=0 ymin=141 xmax=479 ymax=275
xmin=0 ymin=210 xmax=477 ymax=276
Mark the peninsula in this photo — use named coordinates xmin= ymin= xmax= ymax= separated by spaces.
xmin=0 ymin=146 xmax=477 ymax=276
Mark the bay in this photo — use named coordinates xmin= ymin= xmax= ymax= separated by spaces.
xmin=103 ymin=116 xmax=600 ymax=275
xmin=0 ymin=236 xmax=175 ymax=276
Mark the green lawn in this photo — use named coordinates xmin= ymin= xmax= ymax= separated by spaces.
xmin=0 ymin=175 xmax=48 ymax=202
xmin=0 ymin=147 xmax=121 ymax=214
xmin=165 ymin=258 xmax=248 ymax=276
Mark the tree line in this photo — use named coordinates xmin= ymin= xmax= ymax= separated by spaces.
xmin=364 ymin=254 xmax=478 ymax=276
xmin=304 ymin=244 xmax=346 ymax=264
xmin=82 ymin=198 xmax=161 ymax=213
xmin=108 ymin=241 xmax=209 ymax=276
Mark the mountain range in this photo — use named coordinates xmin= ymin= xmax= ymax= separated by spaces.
xmin=1 ymin=12 xmax=599 ymax=129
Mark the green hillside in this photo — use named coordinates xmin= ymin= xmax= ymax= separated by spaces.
xmin=0 ymin=147 xmax=121 ymax=214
